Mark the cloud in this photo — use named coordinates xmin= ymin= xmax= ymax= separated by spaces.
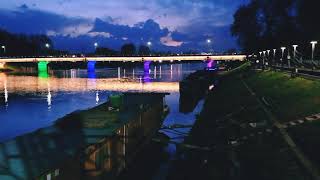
xmin=1 ymin=0 xmax=248 ymax=30
xmin=160 ymin=33 xmax=183 ymax=47
xmin=0 ymin=1 xmax=244 ymax=52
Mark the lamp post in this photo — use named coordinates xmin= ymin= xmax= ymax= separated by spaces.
xmin=266 ymin=50 xmax=270 ymax=67
xmin=281 ymin=47 xmax=286 ymax=67
xmin=45 ymin=43 xmax=50 ymax=56
xmin=147 ymin=41 xmax=152 ymax=56
xmin=311 ymin=41 xmax=317 ymax=64
xmin=1 ymin=46 xmax=5 ymax=54
xmin=292 ymin=45 xmax=298 ymax=59
xmin=273 ymin=49 xmax=276 ymax=66
xmin=206 ymin=39 xmax=213 ymax=54
xmin=94 ymin=42 xmax=98 ymax=55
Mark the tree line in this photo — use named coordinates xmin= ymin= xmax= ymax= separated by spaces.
xmin=231 ymin=0 xmax=319 ymax=57
xmin=94 ymin=43 xmax=152 ymax=56
xmin=0 ymin=29 xmax=67 ymax=56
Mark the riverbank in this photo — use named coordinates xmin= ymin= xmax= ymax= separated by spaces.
xmin=167 ymin=64 xmax=320 ymax=180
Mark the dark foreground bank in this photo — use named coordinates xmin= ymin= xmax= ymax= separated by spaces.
xmin=166 ymin=63 xmax=320 ymax=180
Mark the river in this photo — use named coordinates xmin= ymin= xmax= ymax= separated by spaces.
xmin=0 ymin=62 xmax=208 ymax=179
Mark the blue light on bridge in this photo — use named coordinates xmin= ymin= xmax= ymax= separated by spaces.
xmin=87 ymin=61 xmax=96 ymax=72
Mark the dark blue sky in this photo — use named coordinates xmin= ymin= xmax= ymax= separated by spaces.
xmin=0 ymin=0 xmax=248 ymax=52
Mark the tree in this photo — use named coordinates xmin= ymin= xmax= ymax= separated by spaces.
xmin=138 ymin=45 xmax=151 ymax=55
xmin=95 ymin=47 xmax=118 ymax=56
xmin=121 ymin=43 xmax=136 ymax=56
xmin=231 ymin=0 xmax=301 ymax=53
xmin=0 ymin=29 xmax=56 ymax=56
xmin=231 ymin=2 xmax=261 ymax=53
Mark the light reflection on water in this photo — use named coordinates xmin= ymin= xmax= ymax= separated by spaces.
xmin=0 ymin=63 xmax=206 ymax=143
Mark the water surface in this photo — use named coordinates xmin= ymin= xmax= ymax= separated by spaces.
xmin=0 ymin=63 xmax=206 ymax=142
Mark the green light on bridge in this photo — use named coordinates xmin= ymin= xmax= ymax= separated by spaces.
xmin=38 ymin=61 xmax=49 ymax=78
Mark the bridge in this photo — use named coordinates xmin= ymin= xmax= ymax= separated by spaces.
xmin=0 ymin=55 xmax=246 ymax=70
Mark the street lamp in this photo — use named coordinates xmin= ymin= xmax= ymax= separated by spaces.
xmin=1 ymin=46 xmax=5 ymax=54
xmin=281 ymin=47 xmax=286 ymax=67
xmin=292 ymin=45 xmax=298 ymax=59
xmin=281 ymin=47 xmax=286 ymax=60
xmin=267 ymin=50 xmax=270 ymax=56
xmin=45 ymin=43 xmax=50 ymax=48
xmin=273 ymin=49 xmax=276 ymax=65
xmin=147 ymin=41 xmax=152 ymax=56
xmin=207 ymin=39 xmax=212 ymax=54
xmin=94 ymin=42 xmax=98 ymax=48
xmin=311 ymin=41 xmax=317 ymax=63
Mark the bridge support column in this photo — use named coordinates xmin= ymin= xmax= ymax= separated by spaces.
xmin=87 ymin=61 xmax=96 ymax=72
xmin=87 ymin=61 xmax=96 ymax=79
xmin=38 ymin=61 xmax=49 ymax=72
xmin=143 ymin=61 xmax=151 ymax=82
xmin=38 ymin=61 xmax=49 ymax=78
xmin=206 ymin=60 xmax=217 ymax=70
xmin=0 ymin=62 xmax=5 ymax=69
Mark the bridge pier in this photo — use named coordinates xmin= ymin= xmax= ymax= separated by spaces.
xmin=38 ymin=61 xmax=49 ymax=78
xmin=206 ymin=60 xmax=217 ymax=70
xmin=38 ymin=61 xmax=49 ymax=72
xmin=143 ymin=61 xmax=151 ymax=82
xmin=87 ymin=61 xmax=96 ymax=72
xmin=0 ymin=62 xmax=5 ymax=69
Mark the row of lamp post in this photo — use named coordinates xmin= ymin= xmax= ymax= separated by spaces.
xmin=258 ymin=40 xmax=318 ymax=68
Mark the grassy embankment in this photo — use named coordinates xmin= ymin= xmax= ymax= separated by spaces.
xmin=168 ymin=63 xmax=320 ymax=180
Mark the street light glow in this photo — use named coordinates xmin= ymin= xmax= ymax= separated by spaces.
xmin=311 ymin=41 xmax=318 ymax=45
xmin=147 ymin=41 xmax=152 ymax=46
xmin=207 ymin=39 xmax=211 ymax=43
xmin=293 ymin=45 xmax=298 ymax=58
xmin=45 ymin=43 xmax=50 ymax=48
xmin=94 ymin=42 xmax=98 ymax=48
xmin=311 ymin=41 xmax=318 ymax=61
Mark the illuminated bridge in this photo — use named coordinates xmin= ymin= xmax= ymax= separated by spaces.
xmin=0 ymin=55 xmax=246 ymax=70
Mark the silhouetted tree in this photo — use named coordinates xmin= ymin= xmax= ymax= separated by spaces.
xmin=138 ymin=45 xmax=151 ymax=55
xmin=231 ymin=2 xmax=261 ymax=53
xmin=0 ymin=29 xmax=62 ymax=56
xmin=231 ymin=0 xmax=318 ymax=54
xmin=95 ymin=47 xmax=118 ymax=56
xmin=121 ymin=43 xmax=136 ymax=56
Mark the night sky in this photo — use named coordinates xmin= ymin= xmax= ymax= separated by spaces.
xmin=0 ymin=0 xmax=248 ymax=52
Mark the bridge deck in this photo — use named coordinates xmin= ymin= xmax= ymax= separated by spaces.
xmin=0 ymin=55 xmax=246 ymax=63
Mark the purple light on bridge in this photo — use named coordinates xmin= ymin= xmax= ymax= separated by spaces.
xmin=206 ymin=60 xmax=216 ymax=69
xmin=143 ymin=61 xmax=151 ymax=83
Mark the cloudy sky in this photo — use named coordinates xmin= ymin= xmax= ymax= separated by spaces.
xmin=0 ymin=0 xmax=248 ymax=52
